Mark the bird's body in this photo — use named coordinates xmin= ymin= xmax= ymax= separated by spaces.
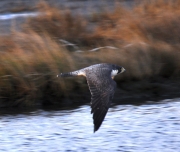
xmin=57 ymin=63 xmax=125 ymax=132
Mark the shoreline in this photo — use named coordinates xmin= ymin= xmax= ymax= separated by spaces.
xmin=1 ymin=77 xmax=179 ymax=108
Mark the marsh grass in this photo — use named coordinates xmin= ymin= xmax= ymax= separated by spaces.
xmin=24 ymin=2 xmax=89 ymax=45
xmin=0 ymin=31 xmax=79 ymax=107
xmin=0 ymin=0 xmax=180 ymax=107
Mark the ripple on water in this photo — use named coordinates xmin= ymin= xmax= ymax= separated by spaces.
xmin=0 ymin=99 xmax=180 ymax=152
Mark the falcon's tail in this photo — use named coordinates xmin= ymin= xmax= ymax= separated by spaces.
xmin=57 ymin=70 xmax=85 ymax=77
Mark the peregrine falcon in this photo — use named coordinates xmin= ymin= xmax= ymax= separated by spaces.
xmin=57 ymin=63 xmax=125 ymax=132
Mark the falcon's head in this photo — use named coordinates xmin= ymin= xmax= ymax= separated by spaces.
xmin=112 ymin=65 xmax=126 ymax=74
xmin=117 ymin=66 xmax=126 ymax=74
xmin=111 ymin=65 xmax=125 ymax=79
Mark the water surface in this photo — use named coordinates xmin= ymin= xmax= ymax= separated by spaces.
xmin=0 ymin=99 xmax=180 ymax=152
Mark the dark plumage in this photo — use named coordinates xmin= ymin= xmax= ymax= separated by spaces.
xmin=57 ymin=63 xmax=125 ymax=132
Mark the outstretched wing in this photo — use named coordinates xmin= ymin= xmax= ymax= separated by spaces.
xmin=85 ymin=68 xmax=116 ymax=132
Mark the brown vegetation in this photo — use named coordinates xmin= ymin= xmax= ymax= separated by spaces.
xmin=0 ymin=0 xmax=180 ymax=107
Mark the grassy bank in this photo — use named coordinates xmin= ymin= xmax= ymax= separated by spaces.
xmin=0 ymin=0 xmax=180 ymax=107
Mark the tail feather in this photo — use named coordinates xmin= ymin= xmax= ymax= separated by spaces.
xmin=57 ymin=71 xmax=79 ymax=77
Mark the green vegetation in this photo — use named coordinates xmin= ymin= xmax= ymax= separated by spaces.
xmin=0 ymin=0 xmax=180 ymax=107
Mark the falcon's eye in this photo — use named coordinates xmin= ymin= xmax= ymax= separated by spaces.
xmin=118 ymin=68 xmax=121 ymax=74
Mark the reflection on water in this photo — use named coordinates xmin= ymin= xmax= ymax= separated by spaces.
xmin=0 ymin=99 xmax=180 ymax=152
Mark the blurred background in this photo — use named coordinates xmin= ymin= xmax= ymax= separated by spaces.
xmin=0 ymin=0 xmax=180 ymax=151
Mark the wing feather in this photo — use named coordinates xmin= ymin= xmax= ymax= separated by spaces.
xmin=85 ymin=68 xmax=116 ymax=132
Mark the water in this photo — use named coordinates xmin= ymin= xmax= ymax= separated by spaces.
xmin=0 ymin=12 xmax=39 ymax=20
xmin=0 ymin=99 xmax=180 ymax=152
xmin=0 ymin=0 xmax=135 ymax=35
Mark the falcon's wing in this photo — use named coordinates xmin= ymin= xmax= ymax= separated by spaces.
xmin=85 ymin=68 xmax=116 ymax=132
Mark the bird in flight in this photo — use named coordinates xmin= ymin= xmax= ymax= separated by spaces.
xmin=57 ymin=63 xmax=125 ymax=132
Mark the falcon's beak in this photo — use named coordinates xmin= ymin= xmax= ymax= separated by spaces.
xmin=121 ymin=67 xmax=126 ymax=73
